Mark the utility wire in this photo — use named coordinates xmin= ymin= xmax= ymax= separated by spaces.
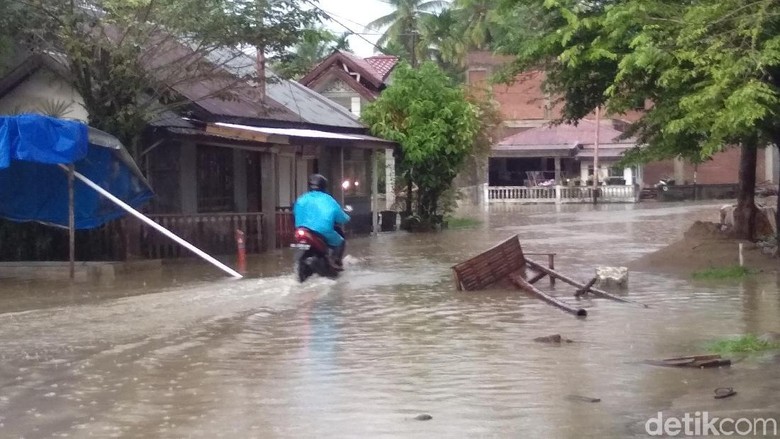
xmin=302 ymin=0 xmax=391 ymax=55
xmin=315 ymin=6 xmax=372 ymax=30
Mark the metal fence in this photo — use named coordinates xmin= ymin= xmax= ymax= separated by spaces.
xmin=488 ymin=185 xmax=638 ymax=204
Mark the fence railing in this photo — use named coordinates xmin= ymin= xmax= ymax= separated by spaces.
xmin=141 ymin=212 xmax=264 ymax=258
xmin=488 ymin=185 xmax=638 ymax=204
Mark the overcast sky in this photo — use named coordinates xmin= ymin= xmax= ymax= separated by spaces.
xmin=317 ymin=0 xmax=395 ymax=57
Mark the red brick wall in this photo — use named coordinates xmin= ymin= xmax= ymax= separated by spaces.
xmin=641 ymin=159 xmax=676 ymax=187
xmin=682 ymin=148 xmax=767 ymax=185
xmin=641 ymin=149 xmax=767 ymax=187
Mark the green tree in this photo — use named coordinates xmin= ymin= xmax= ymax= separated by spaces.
xmin=272 ymin=28 xmax=350 ymax=79
xmin=366 ymin=0 xmax=446 ymax=65
xmin=13 ymin=0 xmax=322 ymax=156
xmin=496 ymin=0 xmax=780 ymax=240
xmin=362 ymin=62 xmax=480 ymax=227
xmin=417 ymin=9 xmax=466 ymax=78
xmin=452 ymin=0 xmax=503 ymax=50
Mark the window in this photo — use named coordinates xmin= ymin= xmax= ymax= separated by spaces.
xmin=197 ymin=145 xmax=235 ymax=212
xmin=146 ymin=141 xmax=181 ymax=213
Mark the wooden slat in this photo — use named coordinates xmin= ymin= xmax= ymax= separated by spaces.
xmin=525 ymin=259 xmax=648 ymax=307
xmin=510 ymin=273 xmax=587 ymax=317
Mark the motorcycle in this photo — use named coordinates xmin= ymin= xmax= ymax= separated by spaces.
xmin=654 ymin=178 xmax=675 ymax=192
xmin=291 ymin=205 xmax=352 ymax=283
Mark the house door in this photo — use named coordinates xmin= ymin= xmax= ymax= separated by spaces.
xmin=245 ymin=151 xmax=263 ymax=212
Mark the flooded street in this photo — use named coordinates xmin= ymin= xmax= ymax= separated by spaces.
xmin=1 ymin=202 xmax=779 ymax=438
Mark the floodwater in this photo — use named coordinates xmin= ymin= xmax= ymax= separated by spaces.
xmin=1 ymin=202 xmax=779 ymax=438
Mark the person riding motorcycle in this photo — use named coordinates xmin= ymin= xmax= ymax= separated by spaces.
xmin=293 ymin=174 xmax=350 ymax=270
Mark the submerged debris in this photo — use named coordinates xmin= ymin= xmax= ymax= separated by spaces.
xmin=533 ymin=334 xmax=574 ymax=344
xmin=714 ymin=387 xmax=737 ymax=399
xmin=566 ymin=394 xmax=601 ymax=403
xmin=644 ymin=354 xmax=731 ymax=368
xmin=414 ymin=414 xmax=433 ymax=421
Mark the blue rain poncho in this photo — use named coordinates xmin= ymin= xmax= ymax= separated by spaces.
xmin=293 ymin=190 xmax=350 ymax=247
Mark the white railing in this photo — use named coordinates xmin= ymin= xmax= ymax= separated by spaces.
xmin=488 ymin=185 xmax=638 ymax=204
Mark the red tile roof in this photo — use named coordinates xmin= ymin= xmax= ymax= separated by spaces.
xmin=364 ymin=55 xmax=398 ymax=81
xmin=300 ymin=51 xmax=398 ymax=91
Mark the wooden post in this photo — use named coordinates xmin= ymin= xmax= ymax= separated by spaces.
xmin=575 ymin=276 xmax=599 ymax=298
xmin=371 ymin=150 xmax=379 ymax=235
xmin=525 ymin=259 xmax=648 ymax=307
xmin=548 ymin=253 xmax=555 ymax=286
xmin=68 ymin=164 xmax=75 ymax=280
xmin=510 ymin=273 xmax=587 ymax=317
xmin=260 ymin=152 xmax=277 ymax=250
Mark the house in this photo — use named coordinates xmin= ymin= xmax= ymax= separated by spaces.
xmin=299 ymin=50 xmax=398 ymax=115
xmin=466 ymin=51 xmax=779 ymax=203
xmin=0 ymin=45 xmax=394 ymax=261
xmin=299 ymin=50 xmax=399 ymax=208
xmin=492 ymin=119 xmax=639 ymax=186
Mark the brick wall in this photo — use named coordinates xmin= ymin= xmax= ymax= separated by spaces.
xmin=641 ymin=149 xmax=768 ymax=187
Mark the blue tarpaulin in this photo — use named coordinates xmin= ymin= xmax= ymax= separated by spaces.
xmin=0 ymin=114 xmax=153 ymax=229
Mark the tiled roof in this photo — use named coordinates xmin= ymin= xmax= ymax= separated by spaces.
xmin=364 ymin=55 xmax=398 ymax=81
xmin=341 ymin=51 xmax=385 ymax=83
xmin=300 ymin=50 xmax=397 ymax=91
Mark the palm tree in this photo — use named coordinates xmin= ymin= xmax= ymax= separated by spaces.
xmin=418 ymin=9 xmax=465 ymax=69
xmin=452 ymin=0 xmax=503 ymax=50
xmin=272 ymin=28 xmax=351 ymax=79
xmin=366 ymin=0 xmax=448 ymax=64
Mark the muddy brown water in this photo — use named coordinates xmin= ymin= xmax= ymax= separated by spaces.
xmin=1 ymin=202 xmax=779 ymax=438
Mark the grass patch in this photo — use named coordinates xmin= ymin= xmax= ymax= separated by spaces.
xmin=445 ymin=217 xmax=482 ymax=229
xmin=692 ymin=265 xmax=753 ymax=280
xmin=707 ymin=335 xmax=780 ymax=354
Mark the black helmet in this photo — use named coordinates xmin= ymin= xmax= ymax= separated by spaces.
xmin=308 ymin=173 xmax=328 ymax=191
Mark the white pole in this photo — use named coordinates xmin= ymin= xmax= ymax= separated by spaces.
xmin=593 ymin=106 xmax=601 ymax=204
xmin=739 ymin=243 xmax=744 ymax=267
xmin=60 ymin=165 xmax=243 ymax=279
xmin=68 ymin=164 xmax=75 ymax=279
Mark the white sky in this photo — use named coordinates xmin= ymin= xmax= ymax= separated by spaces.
xmin=316 ymin=0 xmax=395 ymax=57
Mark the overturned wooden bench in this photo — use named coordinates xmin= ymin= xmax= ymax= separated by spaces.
xmin=451 ymin=235 xmax=647 ymax=318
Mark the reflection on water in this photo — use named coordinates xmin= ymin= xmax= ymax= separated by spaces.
xmin=1 ymin=202 xmax=779 ymax=438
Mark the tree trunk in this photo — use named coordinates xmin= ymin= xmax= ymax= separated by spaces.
xmin=771 ymin=134 xmax=780 ymax=253
xmin=732 ymin=139 xmax=758 ymax=240
xmin=406 ymin=178 xmax=413 ymax=215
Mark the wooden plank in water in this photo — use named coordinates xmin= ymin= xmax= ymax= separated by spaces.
xmin=509 ymin=273 xmax=587 ymax=318
xmin=525 ymin=260 xmax=648 ymax=308
xmin=644 ymin=354 xmax=731 ymax=368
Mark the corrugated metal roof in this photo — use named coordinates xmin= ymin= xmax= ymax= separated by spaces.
xmin=213 ymin=122 xmax=393 ymax=148
xmin=265 ymin=74 xmax=363 ymax=128
xmin=207 ymin=48 xmax=364 ymax=128
xmin=491 ymin=145 xmax=579 ymax=158
xmin=497 ymin=119 xmax=632 ymax=148
xmin=576 ymin=145 xmax=633 ymax=159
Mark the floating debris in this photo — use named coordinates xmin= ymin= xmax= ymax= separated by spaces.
xmin=533 ymin=334 xmax=573 ymax=344
xmin=566 ymin=394 xmax=601 ymax=403
xmin=644 ymin=354 xmax=731 ymax=368
xmin=714 ymin=387 xmax=737 ymax=399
